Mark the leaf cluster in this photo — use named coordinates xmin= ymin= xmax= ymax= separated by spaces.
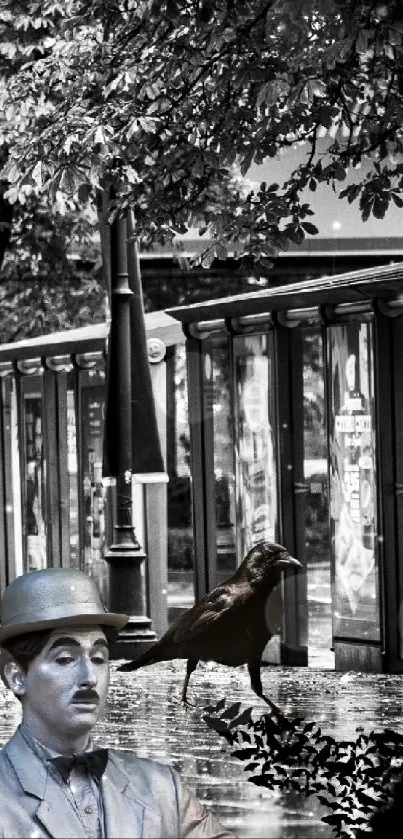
xmin=203 ymin=698 xmax=403 ymax=838
xmin=1 ymin=0 xmax=403 ymax=264
xmin=0 ymin=192 xmax=105 ymax=342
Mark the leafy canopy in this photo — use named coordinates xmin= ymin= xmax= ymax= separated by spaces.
xmin=1 ymin=0 xmax=403 ymax=270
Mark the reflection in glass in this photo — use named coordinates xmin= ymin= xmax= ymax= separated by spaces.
xmin=211 ymin=337 xmax=236 ymax=583
xmin=80 ymin=370 xmax=108 ymax=600
xmin=234 ymin=333 xmax=278 ymax=563
xmin=166 ymin=345 xmax=195 ymax=623
xmin=23 ymin=393 xmax=47 ymax=571
xmin=329 ymin=323 xmax=380 ymax=640
xmin=67 ymin=374 xmax=80 ymax=569
xmin=302 ymin=329 xmax=333 ymax=668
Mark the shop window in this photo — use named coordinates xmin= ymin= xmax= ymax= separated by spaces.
xmin=211 ymin=336 xmax=236 ymax=582
xmin=166 ymin=345 xmax=195 ymax=622
xmin=302 ymin=328 xmax=333 ymax=667
xmin=67 ymin=373 xmax=80 ymax=569
xmin=233 ymin=333 xmax=278 ymax=563
xmin=328 ymin=322 xmax=380 ymax=641
xmin=78 ymin=367 xmax=108 ymax=601
xmin=21 ymin=382 xmax=47 ymax=572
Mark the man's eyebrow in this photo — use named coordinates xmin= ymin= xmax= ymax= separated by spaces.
xmin=48 ymin=636 xmax=108 ymax=651
xmin=49 ymin=637 xmax=81 ymax=651
xmin=93 ymin=638 xmax=109 ymax=650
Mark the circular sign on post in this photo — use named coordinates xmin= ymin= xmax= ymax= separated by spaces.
xmin=147 ymin=338 xmax=166 ymax=363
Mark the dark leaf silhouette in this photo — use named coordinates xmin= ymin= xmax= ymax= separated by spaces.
xmin=221 ymin=702 xmax=242 ymax=720
xmin=203 ymin=699 xmax=403 ymax=838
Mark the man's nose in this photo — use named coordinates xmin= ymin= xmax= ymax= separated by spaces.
xmin=78 ymin=656 xmax=97 ymax=687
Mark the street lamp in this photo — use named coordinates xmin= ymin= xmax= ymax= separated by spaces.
xmin=103 ymin=204 xmax=163 ymax=658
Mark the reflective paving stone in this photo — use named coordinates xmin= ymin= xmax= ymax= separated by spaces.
xmin=1 ymin=661 xmax=403 ymax=837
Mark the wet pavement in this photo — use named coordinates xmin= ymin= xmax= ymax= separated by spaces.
xmin=1 ymin=660 xmax=403 ymax=838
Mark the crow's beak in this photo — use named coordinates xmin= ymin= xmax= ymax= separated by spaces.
xmin=278 ymin=555 xmax=302 ymax=570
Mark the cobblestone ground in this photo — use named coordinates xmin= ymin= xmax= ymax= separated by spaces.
xmin=1 ymin=661 xmax=403 ymax=838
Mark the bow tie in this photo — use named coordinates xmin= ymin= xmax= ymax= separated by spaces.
xmin=48 ymin=748 xmax=109 ymax=783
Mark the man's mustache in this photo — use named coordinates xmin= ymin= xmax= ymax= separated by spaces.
xmin=72 ymin=689 xmax=100 ymax=702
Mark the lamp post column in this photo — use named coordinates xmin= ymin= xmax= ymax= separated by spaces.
xmin=105 ymin=208 xmax=156 ymax=658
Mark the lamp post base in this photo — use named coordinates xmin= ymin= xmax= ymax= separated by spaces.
xmin=105 ymin=541 xmax=157 ymax=661
xmin=110 ymin=615 xmax=157 ymax=660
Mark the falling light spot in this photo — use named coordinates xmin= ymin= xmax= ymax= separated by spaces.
xmin=331 ymin=220 xmax=342 ymax=231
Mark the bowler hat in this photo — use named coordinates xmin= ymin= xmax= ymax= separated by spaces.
xmin=0 ymin=568 xmax=128 ymax=644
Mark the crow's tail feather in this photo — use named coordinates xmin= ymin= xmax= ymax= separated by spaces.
xmin=117 ymin=648 xmax=161 ymax=672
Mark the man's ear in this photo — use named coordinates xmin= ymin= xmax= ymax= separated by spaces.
xmin=3 ymin=660 xmax=26 ymax=697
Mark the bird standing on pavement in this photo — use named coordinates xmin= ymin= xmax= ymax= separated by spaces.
xmin=118 ymin=540 xmax=301 ymax=713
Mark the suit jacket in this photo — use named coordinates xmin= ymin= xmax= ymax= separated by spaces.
xmin=0 ymin=729 xmax=236 ymax=838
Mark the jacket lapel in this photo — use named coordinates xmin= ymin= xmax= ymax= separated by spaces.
xmin=102 ymin=755 xmax=162 ymax=839
xmin=102 ymin=757 xmax=144 ymax=838
xmin=5 ymin=729 xmax=86 ymax=838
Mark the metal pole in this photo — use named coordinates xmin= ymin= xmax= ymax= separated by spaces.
xmin=105 ymin=207 xmax=156 ymax=657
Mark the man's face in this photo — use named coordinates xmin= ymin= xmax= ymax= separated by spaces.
xmin=15 ymin=626 xmax=110 ymax=748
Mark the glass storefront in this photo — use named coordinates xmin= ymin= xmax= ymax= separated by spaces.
xmin=166 ymin=344 xmax=195 ymax=622
xmin=328 ymin=322 xmax=380 ymax=641
xmin=302 ymin=328 xmax=333 ymax=667
xmin=2 ymin=277 xmax=400 ymax=674
xmin=79 ymin=368 xmax=108 ymax=599
xmin=211 ymin=336 xmax=236 ymax=583
xmin=21 ymin=384 xmax=47 ymax=572
xmin=67 ymin=376 xmax=80 ymax=570
xmin=233 ymin=333 xmax=278 ymax=563
xmin=18 ymin=365 xmax=110 ymax=593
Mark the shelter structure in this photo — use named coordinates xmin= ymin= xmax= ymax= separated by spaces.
xmin=0 ymin=311 xmax=184 ymax=639
xmin=168 ymin=261 xmax=403 ymax=673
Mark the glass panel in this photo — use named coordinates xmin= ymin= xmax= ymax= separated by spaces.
xmin=22 ymin=390 xmax=47 ymax=571
xmin=329 ymin=322 xmax=380 ymax=641
xmin=234 ymin=333 xmax=278 ymax=563
xmin=211 ymin=336 xmax=236 ymax=583
xmin=80 ymin=370 xmax=108 ymax=600
xmin=67 ymin=373 xmax=80 ymax=569
xmin=166 ymin=345 xmax=195 ymax=623
xmin=302 ymin=328 xmax=333 ymax=668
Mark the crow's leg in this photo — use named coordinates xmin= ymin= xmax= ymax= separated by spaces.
xmin=247 ymin=661 xmax=286 ymax=718
xmin=180 ymin=658 xmax=199 ymax=707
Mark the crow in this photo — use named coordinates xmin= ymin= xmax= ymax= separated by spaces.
xmin=118 ymin=540 xmax=301 ymax=714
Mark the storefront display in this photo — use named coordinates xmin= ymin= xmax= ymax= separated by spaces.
xmin=234 ymin=333 xmax=278 ymax=562
xmin=328 ymin=323 xmax=380 ymax=640
xmin=80 ymin=378 xmax=107 ymax=592
xmin=211 ymin=338 xmax=237 ymax=581
xmin=22 ymin=392 xmax=47 ymax=572
xmin=67 ymin=383 xmax=80 ymax=569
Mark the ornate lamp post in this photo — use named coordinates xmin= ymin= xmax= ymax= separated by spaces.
xmin=103 ymin=206 xmax=158 ymax=657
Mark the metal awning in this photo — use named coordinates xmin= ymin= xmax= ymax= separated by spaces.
xmin=167 ymin=261 xmax=403 ymax=325
xmin=0 ymin=311 xmax=183 ymax=363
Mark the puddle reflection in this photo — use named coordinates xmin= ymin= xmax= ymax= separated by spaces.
xmin=1 ymin=662 xmax=403 ymax=837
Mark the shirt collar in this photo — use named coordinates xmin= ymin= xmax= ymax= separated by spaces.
xmin=19 ymin=723 xmax=93 ymax=760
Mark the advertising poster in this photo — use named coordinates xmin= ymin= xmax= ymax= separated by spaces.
xmin=24 ymin=395 xmax=47 ymax=571
xmin=81 ymin=385 xmax=106 ymax=574
xmin=235 ymin=335 xmax=277 ymax=561
xmin=329 ymin=323 xmax=380 ymax=640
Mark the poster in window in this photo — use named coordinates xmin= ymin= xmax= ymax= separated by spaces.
xmin=24 ymin=396 xmax=47 ymax=570
xmin=329 ymin=323 xmax=380 ymax=640
xmin=235 ymin=336 xmax=278 ymax=559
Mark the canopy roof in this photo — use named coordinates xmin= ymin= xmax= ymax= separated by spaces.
xmin=168 ymin=261 xmax=403 ymax=325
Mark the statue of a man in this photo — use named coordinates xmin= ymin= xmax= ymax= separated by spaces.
xmin=0 ymin=568 xmax=236 ymax=838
